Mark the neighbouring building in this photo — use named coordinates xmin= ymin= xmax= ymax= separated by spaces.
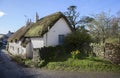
xmin=8 ymin=12 xmax=73 ymax=58
xmin=0 ymin=31 xmax=13 ymax=45
xmin=3 ymin=31 xmax=14 ymax=44
xmin=0 ymin=34 xmax=4 ymax=41
xmin=0 ymin=34 xmax=4 ymax=46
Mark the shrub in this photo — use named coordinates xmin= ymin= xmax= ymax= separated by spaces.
xmin=37 ymin=60 xmax=47 ymax=68
xmin=64 ymin=30 xmax=92 ymax=53
xmin=40 ymin=46 xmax=66 ymax=61
xmin=0 ymin=42 xmax=3 ymax=47
xmin=24 ymin=59 xmax=32 ymax=66
xmin=11 ymin=55 xmax=25 ymax=65
xmin=40 ymin=46 xmax=55 ymax=61
xmin=71 ymin=50 xmax=80 ymax=59
xmin=106 ymin=38 xmax=119 ymax=44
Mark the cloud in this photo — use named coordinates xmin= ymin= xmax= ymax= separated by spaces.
xmin=0 ymin=11 xmax=5 ymax=17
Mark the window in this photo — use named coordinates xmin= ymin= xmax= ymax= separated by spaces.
xmin=10 ymin=46 xmax=14 ymax=51
xmin=12 ymin=46 xmax=14 ymax=51
xmin=15 ymin=39 xmax=17 ymax=43
xmin=58 ymin=35 xmax=65 ymax=45
xmin=21 ymin=49 xmax=24 ymax=53
xmin=18 ymin=48 xmax=20 ymax=54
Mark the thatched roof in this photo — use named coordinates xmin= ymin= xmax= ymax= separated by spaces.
xmin=8 ymin=12 xmax=72 ymax=43
xmin=8 ymin=24 xmax=32 ymax=42
xmin=25 ymin=12 xmax=72 ymax=37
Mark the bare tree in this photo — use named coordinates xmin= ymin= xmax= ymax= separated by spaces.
xmin=88 ymin=12 xmax=113 ymax=43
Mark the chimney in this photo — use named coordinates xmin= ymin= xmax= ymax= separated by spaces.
xmin=35 ymin=12 xmax=39 ymax=23
xmin=29 ymin=19 xmax=32 ymax=23
xmin=26 ymin=19 xmax=30 ymax=26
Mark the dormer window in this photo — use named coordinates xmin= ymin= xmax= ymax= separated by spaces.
xmin=15 ymin=39 xmax=18 ymax=43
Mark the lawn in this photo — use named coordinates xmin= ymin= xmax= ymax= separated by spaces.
xmin=44 ymin=57 xmax=120 ymax=73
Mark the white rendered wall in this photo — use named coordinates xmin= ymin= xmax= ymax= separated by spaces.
xmin=8 ymin=41 xmax=26 ymax=57
xmin=44 ymin=17 xmax=72 ymax=47
xmin=31 ymin=38 xmax=44 ymax=48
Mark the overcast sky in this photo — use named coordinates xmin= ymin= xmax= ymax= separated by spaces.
xmin=0 ymin=0 xmax=120 ymax=34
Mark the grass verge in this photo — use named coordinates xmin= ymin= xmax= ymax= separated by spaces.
xmin=44 ymin=57 xmax=120 ymax=73
xmin=11 ymin=55 xmax=120 ymax=73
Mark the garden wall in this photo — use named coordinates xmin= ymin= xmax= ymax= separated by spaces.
xmin=91 ymin=43 xmax=105 ymax=57
xmin=105 ymin=43 xmax=120 ymax=64
xmin=92 ymin=43 xmax=120 ymax=64
xmin=32 ymin=48 xmax=41 ymax=63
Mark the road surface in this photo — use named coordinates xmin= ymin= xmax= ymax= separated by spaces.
xmin=0 ymin=47 xmax=120 ymax=78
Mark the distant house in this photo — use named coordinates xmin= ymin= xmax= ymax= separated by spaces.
xmin=0 ymin=34 xmax=4 ymax=40
xmin=0 ymin=34 xmax=4 ymax=46
xmin=3 ymin=31 xmax=14 ymax=44
xmin=0 ymin=31 xmax=13 ymax=45
xmin=8 ymin=12 xmax=72 ymax=58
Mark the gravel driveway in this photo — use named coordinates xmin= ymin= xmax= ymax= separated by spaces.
xmin=0 ymin=48 xmax=120 ymax=78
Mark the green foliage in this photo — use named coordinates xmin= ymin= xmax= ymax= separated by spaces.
xmin=46 ymin=57 xmax=120 ymax=73
xmin=64 ymin=30 xmax=92 ymax=52
xmin=40 ymin=46 xmax=66 ymax=61
xmin=12 ymin=56 xmax=34 ymax=67
xmin=37 ymin=60 xmax=47 ymax=68
xmin=0 ymin=42 xmax=3 ymax=47
xmin=88 ymin=12 xmax=120 ymax=44
xmin=11 ymin=56 xmax=25 ymax=65
xmin=106 ymin=38 xmax=119 ymax=44
xmin=40 ymin=46 xmax=55 ymax=61
xmin=24 ymin=59 xmax=32 ymax=66
xmin=80 ymin=16 xmax=94 ymax=23
xmin=71 ymin=50 xmax=80 ymax=59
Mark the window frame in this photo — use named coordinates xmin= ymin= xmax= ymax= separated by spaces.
xmin=58 ymin=34 xmax=65 ymax=45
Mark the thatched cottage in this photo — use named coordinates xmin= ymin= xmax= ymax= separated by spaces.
xmin=8 ymin=12 xmax=72 ymax=58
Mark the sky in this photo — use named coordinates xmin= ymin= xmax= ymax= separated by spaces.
xmin=0 ymin=0 xmax=120 ymax=34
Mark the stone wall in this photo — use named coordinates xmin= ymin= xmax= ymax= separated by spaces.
xmin=105 ymin=43 xmax=120 ymax=64
xmin=92 ymin=43 xmax=120 ymax=64
xmin=32 ymin=48 xmax=41 ymax=63
xmin=91 ymin=43 xmax=105 ymax=57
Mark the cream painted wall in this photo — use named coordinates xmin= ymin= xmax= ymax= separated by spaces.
xmin=44 ymin=17 xmax=72 ymax=47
